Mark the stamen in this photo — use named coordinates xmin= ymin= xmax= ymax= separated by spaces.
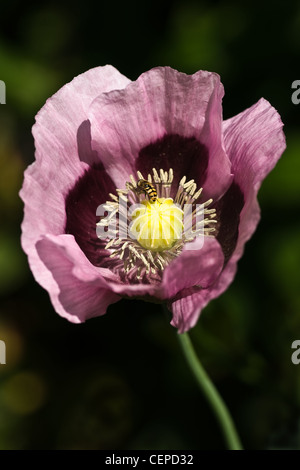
xmin=137 ymin=170 xmax=144 ymax=180
xmin=203 ymin=198 xmax=213 ymax=207
xmin=183 ymin=179 xmax=194 ymax=189
xmin=130 ymin=175 xmax=136 ymax=187
xmin=146 ymin=250 xmax=155 ymax=264
xmin=156 ymin=257 xmax=164 ymax=271
xmin=109 ymin=193 xmax=119 ymax=202
xmin=98 ymin=167 xmax=218 ymax=282
xmin=105 ymin=239 xmax=116 ymax=249
xmin=180 ymin=176 xmax=186 ymax=187
xmin=152 ymin=168 xmax=160 ymax=183
xmin=116 ymin=189 xmax=128 ymax=202
xmin=193 ymin=187 xmax=203 ymax=200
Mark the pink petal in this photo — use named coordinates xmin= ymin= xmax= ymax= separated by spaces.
xmin=36 ymin=234 xmax=121 ymax=323
xmin=170 ymin=288 xmax=212 ymax=334
xmin=89 ymin=67 xmax=232 ymax=196
xmin=162 ymin=237 xmax=224 ymax=299
xmin=223 ymin=97 xmax=286 ymax=257
xmin=36 ymin=234 xmax=165 ymax=315
xmin=199 ymin=76 xmax=233 ymax=200
xmin=33 ymin=65 xmax=131 ymax=171
xmin=170 ymin=259 xmax=238 ymax=334
xmin=25 ymin=66 xmax=130 ymax=208
xmin=105 ymin=282 xmax=162 ymax=299
xmin=172 ymin=99 xmax=286 ymax=333
xmin=223 ymin=98 xmax=286 ymax=194
xmin=20 ymin=66 xmax=130 ymax=292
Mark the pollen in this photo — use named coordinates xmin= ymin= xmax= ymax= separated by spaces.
xmin=130 ymin=198 xmax=184 ymax=251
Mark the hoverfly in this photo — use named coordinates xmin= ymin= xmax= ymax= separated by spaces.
xmin=137 ymin=179 xmax=158 ymax=203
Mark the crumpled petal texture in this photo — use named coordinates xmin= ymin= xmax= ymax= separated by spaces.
xmin=20 ymin=65 xmax=286 ymax=332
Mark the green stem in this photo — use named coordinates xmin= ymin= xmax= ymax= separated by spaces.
xmin=177 ymin=332 xmax=243 ymax=450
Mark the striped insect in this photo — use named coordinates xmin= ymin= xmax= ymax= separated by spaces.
xmin=137 ymin=179 xmax=158 ymax=203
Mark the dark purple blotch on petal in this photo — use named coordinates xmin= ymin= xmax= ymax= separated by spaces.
xmin=77 ymin=120 xmax=99 ymax=165
xmin=65 ymin=163 xmax=115 ymax=267
xmin=214 ymin=181 xmax=244 ymax=264
xmin=136 ymin=134 xmax=209 ymax=197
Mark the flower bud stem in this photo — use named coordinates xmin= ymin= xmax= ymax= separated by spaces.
xmin=177 ymin=332 xmax=243 ymax=450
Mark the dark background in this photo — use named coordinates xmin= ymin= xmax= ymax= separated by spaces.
xmin=0 ymin=0 xmax=300 ymax=450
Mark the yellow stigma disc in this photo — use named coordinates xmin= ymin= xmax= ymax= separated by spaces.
xmin=130 ymin=198 xmax=184 ymax=252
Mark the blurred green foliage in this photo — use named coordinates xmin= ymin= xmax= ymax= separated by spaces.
xmin=0 ymin=0 xmax=300 ymax=450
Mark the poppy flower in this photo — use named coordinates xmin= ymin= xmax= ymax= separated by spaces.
xmin=20 ymin=66 xmax=286 ymax=332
